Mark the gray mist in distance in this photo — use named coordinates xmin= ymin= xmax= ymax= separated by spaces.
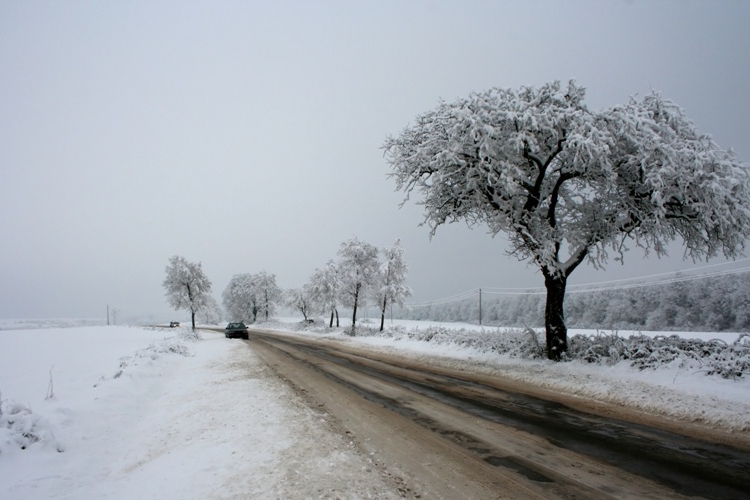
xmin=1 ymin=1 xmax=749 ymax=321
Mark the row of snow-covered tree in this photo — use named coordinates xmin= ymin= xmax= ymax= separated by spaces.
xmin=396 ymin=271 xmax=750 ymax=332
xmin=162 ymin=255 xmax=273 ymax=330
xmin=280 ymin=237 xmax=412 ymax=332
xmin=162 ymin=237 xmax=412 ymax=333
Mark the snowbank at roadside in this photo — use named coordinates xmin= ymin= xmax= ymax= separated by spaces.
xmin=0 ymin=325 xmax=400 ymax=499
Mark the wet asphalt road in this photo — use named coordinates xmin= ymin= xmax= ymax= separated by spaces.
xmin=214 ymin=327 xmax=750 ymax=499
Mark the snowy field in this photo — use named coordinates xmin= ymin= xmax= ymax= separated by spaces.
xmin=1 ymin=318 xmax=749 ymax=499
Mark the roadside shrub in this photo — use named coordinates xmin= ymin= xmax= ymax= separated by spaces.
xmin=372 ymin=326 xmax=750 ymax=378
xmin=366 ymin=325 xmax=546 ymax=359
xmin=0 ymin=393 xmax=63 ymax=454
xmin=281 ymin=319 xmax=750 ymax=378
xmin=569 ymin=332 xmax=750 ymax=378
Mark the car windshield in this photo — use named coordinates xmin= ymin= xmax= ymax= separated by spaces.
xmin=228 ymin=323 xmax=244 ymax=328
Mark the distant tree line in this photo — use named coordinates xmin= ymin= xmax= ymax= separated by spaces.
xmin=164 ymin=237 xmax=411 ymax=333
xmin=395 ymin=272 xmax=750 ymax=332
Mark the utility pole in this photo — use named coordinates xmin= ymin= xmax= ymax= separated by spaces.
xmin=478 ymin=288 xmax=482 ymax=326
xmin=107 ymin=304 xmax=110 ymax=326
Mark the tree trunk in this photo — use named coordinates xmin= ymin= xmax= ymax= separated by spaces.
xmin=543 ymin=272 xmax=568 ymax=360
xmin=329 ymin=310 xmax=334 ymax=328
xmin=350 ymin=284 xmax=360 ymax=336
xmin=379 ymin=296 xmax=387 ymax=332
xmin=186 ymin=283 xmax=196 ymax=331
xmin=335 ymin=308 xmax=339 ymax=327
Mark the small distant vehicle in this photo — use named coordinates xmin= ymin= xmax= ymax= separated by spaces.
xmin=169 ymin=321 xmax=181 ymax=328
xmin=225 ymin=322 xmax=249 ymax=339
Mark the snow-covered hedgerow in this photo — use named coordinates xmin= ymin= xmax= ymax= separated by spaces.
xmin=354 ymin=325 xmax=750 ymax=378
xmin=282 ymin=320 xmax=750 ymax=378
xmin=0 ymin=393 xmax=64 ymax=454
xmin=569 ymin=332 xmax=750 ymax=378
xmin=359 ymin=325 xmax=546 ymax=359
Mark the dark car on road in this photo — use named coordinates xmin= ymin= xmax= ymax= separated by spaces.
xmin=224 ymin=322 xmax=249 ymax=339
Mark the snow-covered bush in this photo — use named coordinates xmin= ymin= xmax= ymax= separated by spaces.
xmin=360 ymin=325 xmax=546 ymax=359
xmin=368 ymin=325 xmax=750 ymax=377
xmin=567 ymin=332 xmax=627 ymax=365
xmin=569 ymin=332 xmax=750 ymax=378
xmin=0 ymin=393 xmax=63 ymax=454
xmin=281 ymin=319 xmax=750 ymax=378
xmin=178 ymin=326 xmax=202 ymax=342
xmin=287 ymin=319 xmax=336 ymax=335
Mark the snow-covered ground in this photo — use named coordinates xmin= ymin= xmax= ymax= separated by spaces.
xmin=0 ymin=324 xmax=400 ymax=500
xmin=1 ymin=318 xmax=749 ymax=499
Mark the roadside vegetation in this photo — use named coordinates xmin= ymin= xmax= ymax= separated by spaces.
xmin=282 ymin=320 xmax=750 ymax=379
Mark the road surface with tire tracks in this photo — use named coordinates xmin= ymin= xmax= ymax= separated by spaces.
xmin=207 ymin=326 xmax=750 ymax=499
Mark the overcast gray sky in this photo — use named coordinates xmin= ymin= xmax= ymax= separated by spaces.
xmin=2 ymin=0 xmax=749 ymax=321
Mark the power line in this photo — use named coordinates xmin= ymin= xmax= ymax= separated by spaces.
xmin=479 ymin=266 xmax=750 ymax=296
xmin=567 ymin=266 xmax=750 ymax=294
xmin=566 ymin=257 xmax=750 ymax=290
xmin=405 ymin=260 xmax=750 ymax=306
xmin=406 ymin=288 xmax=479 ymax=307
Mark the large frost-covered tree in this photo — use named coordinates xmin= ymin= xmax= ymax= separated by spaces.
xmin=163 ymin=255 xmax=213 ymax=331
xmin=200 ymin=295 xmax=223 ymax=325
xmin=338 ymin=237 xmax=379 ymax=333
xmin=222 ymin=271 xmax=281 ymax=323
xmin=383 ymin=80 xmax=750 ymax=360
xmin=373 ymin=239 xmax=412 ymax=331
xmin=307 ymin=260 xmax=340 ymax=327
xmin=282 ymin=287 xmax=313 ymax=322
xmin=222 ymin=273 xmax=258 ymax=323
xmin=254 ymin=271 xmax=281 ymax=321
